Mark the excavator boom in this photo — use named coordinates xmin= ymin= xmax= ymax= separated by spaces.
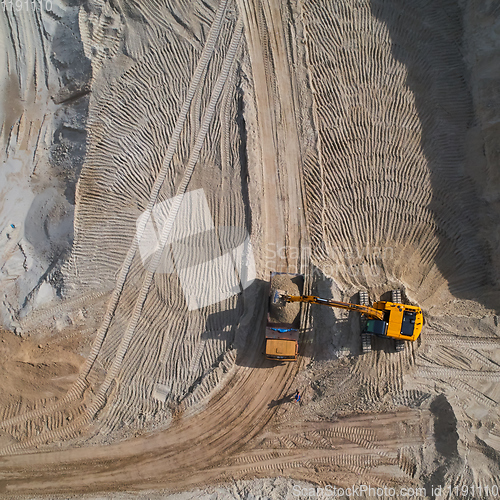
xmin=279 ymin=294 xmax=385 ymax=320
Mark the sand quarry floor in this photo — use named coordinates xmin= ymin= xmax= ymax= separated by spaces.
xmin=1 ymin=0 xmax=500 ymax=498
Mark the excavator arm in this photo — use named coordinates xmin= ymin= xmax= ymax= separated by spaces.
xmin=280 ymin=294 xmax=385 ymax=320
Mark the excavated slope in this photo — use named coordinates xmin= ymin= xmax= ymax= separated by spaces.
xmin=300 ymin=0 xmax=490 ymax=308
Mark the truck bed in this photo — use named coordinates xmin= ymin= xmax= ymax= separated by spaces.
xmin=267 ymin=272 xmax=303 ymax=328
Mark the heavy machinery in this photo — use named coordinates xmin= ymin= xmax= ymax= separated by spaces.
xmin=265 ymin=272 xmax=302 ymax=361
xmin=269 ymin=274 xmax=424 ymax=356
xmin=265 ymin=315 xmax=300 ymax=361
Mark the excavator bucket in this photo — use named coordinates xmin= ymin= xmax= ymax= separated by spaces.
xmin=271 ymin=289 xmax=288 ymax=306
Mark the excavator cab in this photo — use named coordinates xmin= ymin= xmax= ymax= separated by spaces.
xmin=371 ymin=301 xmax=423 ymax=342
xmin=364 ymin=319 xmax=387 ymax=336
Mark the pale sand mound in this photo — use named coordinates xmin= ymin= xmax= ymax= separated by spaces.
xmin=55 ymin=0 xmax=252 ymax=440
xmin=0 ymin=3 xmax=90 ymax=328
xmin=268 ymin=273 xmax=302 ymax=325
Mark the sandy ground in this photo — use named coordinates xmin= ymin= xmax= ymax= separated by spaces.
xmin=1 ymin=0 xmax=500 ymax=498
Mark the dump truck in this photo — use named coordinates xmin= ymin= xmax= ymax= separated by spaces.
xmin=269 ymin=273 xmax=424 ymax=356
xmin=265 ymin=272 xmax=303 ymax=361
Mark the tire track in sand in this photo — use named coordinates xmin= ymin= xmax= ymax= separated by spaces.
xmin=298 ymin=0 xmax=488 ymax=306
xmin=0 ymin=394 xmax=426 ymax=493
xmin=237 ymin=0 xmax=306 ymax=270
xmin=0 ymin=19 xmax=244 ymax=455
xmin=0 ymin=0 xmax=230 ymax=433
xmin=97 ymin=23 xmax=244 ymax=433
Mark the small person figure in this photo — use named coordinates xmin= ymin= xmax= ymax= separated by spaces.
xmin=294 ymin=389 xmax=301 ymax=403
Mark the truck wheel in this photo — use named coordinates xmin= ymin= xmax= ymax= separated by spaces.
xmin=361 ymin=333 xmax=372 ymax=353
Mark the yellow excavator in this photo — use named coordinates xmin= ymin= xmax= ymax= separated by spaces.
xmin=271 ymin=285 xmax=424 ymax=354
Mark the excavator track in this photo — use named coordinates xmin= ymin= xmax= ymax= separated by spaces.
xmin=391 ymin=290 xmax=405 ymax=352
xmin=359 ymin=291 xmax=371 ymax=354
xmin=359 ymin=291 xmax=369 ymax=306
xmin=361 ymin=334 xmax=372 ymax=354
xmin=394 ymin=340 xmax=405 ymax=352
